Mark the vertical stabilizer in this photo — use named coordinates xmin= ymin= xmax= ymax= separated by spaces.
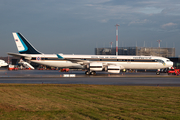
xmin=12 ymin=32 xmax=42 ymax=54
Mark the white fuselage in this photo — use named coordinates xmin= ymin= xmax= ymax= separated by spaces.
xmin=20 ymin=54 xmax=173 ymax=70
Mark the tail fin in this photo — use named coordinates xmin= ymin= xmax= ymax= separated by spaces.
xmin=12 ymin=32 xmax=42 ymax=54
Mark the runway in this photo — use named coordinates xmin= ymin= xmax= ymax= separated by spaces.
xmin=0 ymin=77 xmax=180 ymax=86
xmin=0 ymin=70 xmax=179 ymax=86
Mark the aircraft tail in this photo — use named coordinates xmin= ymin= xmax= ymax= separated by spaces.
xmin=12 ymin=32 xmax=42 ymax=54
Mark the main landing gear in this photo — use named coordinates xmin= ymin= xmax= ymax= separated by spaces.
xmin=156 ymin=69 xmax=160 ymax=75
xmin=156 ymin=71 xmax=160 ymax=75
xmin=85 ymin=71 xmax=96 ymax=75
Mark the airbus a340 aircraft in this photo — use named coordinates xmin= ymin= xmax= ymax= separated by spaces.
xmin=8 ymin=32 xmax=173 ymax=75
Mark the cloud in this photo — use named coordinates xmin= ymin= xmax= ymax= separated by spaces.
xmin=128 ymin=19 xmax=149 ymax=26
xmin=78 ymin=0 xmax=180 ymax=24
xmin=85 ymin=0 xmax=111 ymax=4
xmin=138 ymin=7 xmax=163 ymax=14
xmin=98 ymin=19 xmax=109 ymax=23
xmin=161 ymin=22 xmax=177 ymax=29
xmin=85 ymin=4 xmax=94 ymax=7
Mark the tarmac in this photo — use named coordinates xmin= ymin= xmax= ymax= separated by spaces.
xmin=0 ymin=69 xmax=179 ymax=77
xmin=0 ymin=70 xmax=179 ymax=86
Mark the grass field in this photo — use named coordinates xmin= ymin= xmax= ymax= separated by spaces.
xmin=0 ymin=84 xmax=180 ymax=120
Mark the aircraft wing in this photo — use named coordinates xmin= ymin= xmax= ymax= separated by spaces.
xmin=57 ymin=54 xmax=90 ymax=65
xmin=64 ymin=58 xmax=90 ymax=65
xmin=65 ymin=59 xmax=122 ymax=67
xmin=56 ymin=54 xmax=123 ymax=68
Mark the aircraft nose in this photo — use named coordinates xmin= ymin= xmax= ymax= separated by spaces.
xmin=171 ymin=61 xmax=174 ymax=66
xmin=169 ymin=61 xmax=174 ymax=67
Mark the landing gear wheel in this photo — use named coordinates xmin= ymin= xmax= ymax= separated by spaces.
xmin=85 ymin=71 xmax=90 ymax=75
xmin=156 ymin=72 xmax=160 ymax=75
xmin=90 ymin=71 xmax=96 ymax=75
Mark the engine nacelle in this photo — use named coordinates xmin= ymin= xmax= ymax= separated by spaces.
xmin=89 ymin=62 xmax=103 ymax=71
xmin=107 ymin=65 xmax=120 ymax=73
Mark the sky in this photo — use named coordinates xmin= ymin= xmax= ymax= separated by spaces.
xmin=0 ymin=0 xmax=180 ymax=57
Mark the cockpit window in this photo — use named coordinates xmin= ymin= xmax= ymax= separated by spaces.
xmin=166 ymin=60 xmax=170 ymax=62
xmin=155 ymin=59 xmax=165 ymax=64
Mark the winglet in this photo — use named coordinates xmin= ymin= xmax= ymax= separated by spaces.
xmin=57 ymin=54 xmax=64 ymax=59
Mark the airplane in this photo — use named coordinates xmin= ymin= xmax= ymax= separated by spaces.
xmin=8 ymin=32 xmax=173 ymax=75
xmin=0 ymin=59 xmax=8 ymax=67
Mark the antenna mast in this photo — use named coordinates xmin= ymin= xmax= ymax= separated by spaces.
xmin=115 ymin=24 xmax=120 ymax=55
xmin=157 ymin=40 xmax=162 ymax=48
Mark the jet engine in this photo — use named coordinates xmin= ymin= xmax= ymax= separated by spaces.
xmin=89 ymin=62 xmax=103 ymax=71
xmin=107 ymin=65 xmax=120 ymax=73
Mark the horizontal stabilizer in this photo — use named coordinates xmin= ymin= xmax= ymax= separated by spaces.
xmin=57 ymin=54 xmax=64 ymax=59
xmin=7 ymin=52 xmax=29 ymax=57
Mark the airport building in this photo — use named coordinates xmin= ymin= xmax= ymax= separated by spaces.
xmin=95 ymin=47 xmax=175 ymax=58
xmin=169 ymin=57 xmax=180 ymax=69
xmin=95 ymin=47 xmax=180 ymax=68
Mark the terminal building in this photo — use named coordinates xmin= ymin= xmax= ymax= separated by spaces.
xmin=95 ymin=47 xmax=180 ymax=68
xmin=95 ymin=47 xmax=175 ymax=58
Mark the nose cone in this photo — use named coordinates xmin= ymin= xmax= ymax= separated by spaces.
xmin=168 ymin=61 xmax=174 ymax=68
